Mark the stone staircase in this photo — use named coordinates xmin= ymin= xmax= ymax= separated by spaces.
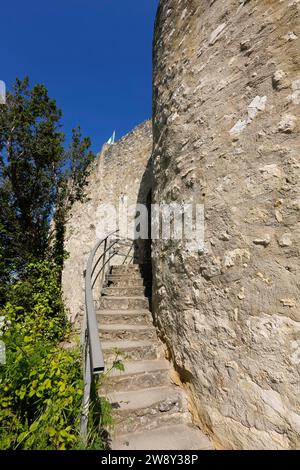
xmin=96 ymin=264 xmax=212 ymax=450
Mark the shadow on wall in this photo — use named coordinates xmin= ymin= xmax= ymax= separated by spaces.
xmin=133 ymin=154 xmax=153 ymax=265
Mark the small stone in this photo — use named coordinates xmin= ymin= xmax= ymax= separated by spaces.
xmin=292 ymin=79 xmax=300 ymax=91
xmin=275 ymin=209 xmax=283 ymax=223
xmin=159 ymin=399 xmax=176 ymax=412
xmin=260 ymin=164 xmax=282 ymax=178
xmin=247 ymin=95 xmax=267 ymax=120
xmin=284 ymin=32 xmax=298 ymax=41
xmin=230 ymin=96 xmax=267 ymax=135
xmin=201 ymin=265 xmax=221 ymax=280
xmin=278 ymin=233 xmax=292 ymax=247
xmin=209 ymin=23 xmax=227 ymax=45
xmin=280 ymin=298 xmax=296 ymax=308
xmin=240 ymin=39 xmax=251 ymax=51
xmin=290 ymin=199 xmax=300 ymax=211
xmin=272 ymin=70 xmax=289 ymax=90
xmin=224 ymin=249 xmax=250 ymax=268
xmin=238 ymin=288 xmax=245 ymax=300
xmin=219 ymin=231 xmax=230 ymax=241
xmin=253 ymin=235 xmax=271 ymax=247
xmin=256 ymin=272 xmax=271 ymax=284
xmin=234 ymin=308 xmax=239 ymax=321
xmin=287 ymin=79 xmax=300 ymax=105
xmin=230 ymin=119 xmax=247 ymax=135
xmin=278 ymin=114 xmax=297 ymax=133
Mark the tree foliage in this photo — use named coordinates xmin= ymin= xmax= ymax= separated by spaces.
xmin=0 ymin=77 xmax=95 ymax=302
xmin=0 ymin=78 xmax=110 ymax=450
xmin=0 ymin=261 xmax=83 ymax=449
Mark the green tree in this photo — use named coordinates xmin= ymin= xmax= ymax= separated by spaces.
xmin=0 ymin=78 xmax=105 ymax=450
xmin=0 ymin=77 xmax=95 ymax=301
xmin=0 ymin=77 xmax=63 ymax=284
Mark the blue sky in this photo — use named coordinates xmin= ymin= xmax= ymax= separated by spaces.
xmin=0 ymin=0 xmax=158 ymax=152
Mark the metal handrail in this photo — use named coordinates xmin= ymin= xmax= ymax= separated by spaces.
xmin=80 ymin=230 xmax=134 ymax=440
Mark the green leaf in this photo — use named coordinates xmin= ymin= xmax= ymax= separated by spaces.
xmin=43 ymin=379 xmax=51 ymax=389
xmin=113 ymin=360 xmax=125 ymax=372
xmin=48 ymin=427 xmax=56 ymax=437
xmin=29 ymin=421 xmax=38 ymax=433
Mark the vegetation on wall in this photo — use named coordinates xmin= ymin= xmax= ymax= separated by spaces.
xmin=0 ymin=78 xmax=110 ymax=449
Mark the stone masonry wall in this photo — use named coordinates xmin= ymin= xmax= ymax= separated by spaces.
xmin=152 ymin=0 xmax=300 ymax=449
xmin=62 ymin=120 xmax=152 ymax=323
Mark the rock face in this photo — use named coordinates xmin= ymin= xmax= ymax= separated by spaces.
xmin=62 ymin=121 xmax=152 ymax=323
xmin=152 ymin=0 xmax=300 ymax=449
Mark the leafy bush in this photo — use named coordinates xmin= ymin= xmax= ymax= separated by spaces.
xmin=0 ymin=342 xmax=83 ymax=449
xmin=0 ymin=260 xmax=112 ymax=450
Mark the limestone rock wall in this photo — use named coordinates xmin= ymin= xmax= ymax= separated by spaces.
xmin=152 ymin=0 xmax=300 ymax=449
xmin=62 ymin=120 xmax=152 ymax=323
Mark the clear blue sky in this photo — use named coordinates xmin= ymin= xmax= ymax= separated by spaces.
xmin=1 ymin=0 xmax=159 ymax=152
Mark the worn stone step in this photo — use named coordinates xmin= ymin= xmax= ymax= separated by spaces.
xmin=108 ymin=386 xmax=186 ymax=435
xmin=107 ymin=275 xmax=145 ymax=285
xmin=107 ymin=278 xmax=146 ymax=287
xmin=98 ymin=296 xmax=149 ymax=311
xmin=108 ymin=271 xmax=152 ymax=279
xmin=111 ymin=263 xmax=151 ymax=270
xmin=97 ymin=309 xmax=152 ymax=325
xmin=110 ymin=386 xmax=183 ymax=412
xmin=114 ymin=410 xmax=191 ymax=438
xmin=111 ymin=265 xmax=141 ymax=273
xmin=104 ymin=359 xmax=170 ymax=392
xmin=102 ymin=340 xmax=162 ymax=361
xmin=103 ymin=286 xmax=146 ymax=297
xmin=112 ymin=424 xmax=213 ymax=450
xmin=100 ymin=324 xmax=157 ymax=342
xmin=109 ymin=271 xmax=152 ymax=282
xmin=108 ymin=273 xmax=143 ymax=281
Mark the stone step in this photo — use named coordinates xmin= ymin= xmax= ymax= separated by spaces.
xmin=100 ymin=324 xmax=157 ymax=342
xmin=111 ymin=265 xmax=141 ymax=273
xmin=112 ymin=424 xmax=213 ymax=450
xmin=98 ymin=296 xmax=149 ymax=311
xmin=108 ymin=278 xmax=146 ymax=288
xmin=108 ymin=386 xmax=186 ymax=435
xmin=108 ymin=271 xmax=143 ymax=279
xmin=103 ymin=286 xmax=146 ymax=297
xmin=104 ymin=359 xmax=170 ymax=392
xmin=109 ymin=271 xmax=152 ymax=282
xmin=97 ymin=309 xmax=152 ymax=325
xmin=108 ymin=273 xmax=143 ymax=281
xmin=111 ymin=263 xmax=151 ymax=269
xmin=102 ymin=340 xmax=162 ymax=361
xmin=107 ymin=272 xmax=152 ymax=282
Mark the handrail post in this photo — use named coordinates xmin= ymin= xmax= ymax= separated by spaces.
xmin=80 ymin=331 xmax=92 ymax=441
xmin=124 ymin=243 xmax=133 ymax=265
xmin=106 ymin=238 xmax=111 ymax=286
xmin=100 ymin=238 xmax=108 ymax=290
